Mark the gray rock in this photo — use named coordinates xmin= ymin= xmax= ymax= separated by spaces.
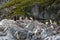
xmin=0 ymin=19 xmax=59 ymax=40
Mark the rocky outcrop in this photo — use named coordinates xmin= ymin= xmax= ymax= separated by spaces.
xmin=0 ymin=18 xmax=59 ymax=40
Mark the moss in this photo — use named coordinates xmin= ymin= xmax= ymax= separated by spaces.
xmin=0 ymin=0 xmax=60 ymax=19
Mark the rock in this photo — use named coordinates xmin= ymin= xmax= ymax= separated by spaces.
xmin=44 ymin=34 xmax=60 ymax=40
xmin=0 ymin=19 xmax=59 ymax=40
